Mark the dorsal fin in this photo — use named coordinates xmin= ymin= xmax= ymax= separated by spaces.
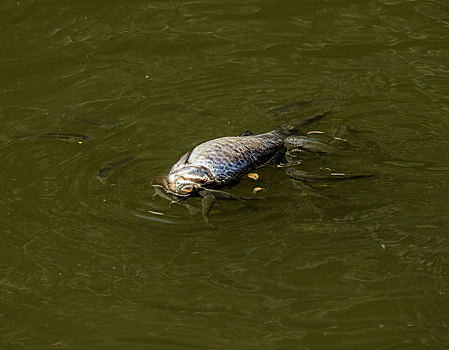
xmin=179 ymin=149 xmax=193 ymax=165
xmin=239 ymin=130 xmax=254 ymax=137
xmin=171 ymin=149 xmax=193 ymax=172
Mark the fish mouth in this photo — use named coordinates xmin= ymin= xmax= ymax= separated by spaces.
xmin=151 ymin=175 xmax=193 ymax=197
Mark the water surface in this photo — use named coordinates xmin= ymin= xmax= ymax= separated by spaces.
xmin=1 ymin=0 xmax=449 ymax=349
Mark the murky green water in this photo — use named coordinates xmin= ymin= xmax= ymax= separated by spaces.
xmin=2 ymin=0 xmax=449 ymax=349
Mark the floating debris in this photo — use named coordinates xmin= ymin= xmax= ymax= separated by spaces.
xmin=248 ymin=173 xmax=259 ymax=180
xmin=253 ymin=187 xmax=265 ymax=194
xmin=135 ymin=213 xmax=174 ymax=224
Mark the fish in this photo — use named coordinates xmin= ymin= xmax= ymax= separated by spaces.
xmin=286 ymin=169 xmax=373 ymax=181
xmin=98 ymin=155 xmax=133 ymax=180
xmin=266 ymin=97 xmax=336 ymax=116
xmin=266 ymin=100 xmax=313 ymax=115
xmin=17 ymin=133 xmax=89 ymax=144
xmin=284 ymin=135 xmax=340 ymax=154
xmin=201 ymin=194 xmax=216 ymax=227
xmin=152 ymin=113 xmax=329 ymax=226
xmin=77 ymin=117 xmax=120 ymax=129
xmin=164 ymin=113 xmax=328 ymax=197
xmin=152 ymin=175 xmax=201 ymax=215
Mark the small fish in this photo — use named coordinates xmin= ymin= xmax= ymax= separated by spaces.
xmin=152 ymin=175 xmax=201 ymax=215
xmin=78 ymin=117 xmax=120 ymax=129
xmin=291 ymin=180 xmax=334 ymax=199
xmin=135 ymin=213 xmax=174 ymax=224
xmin=201 ymin=194 xmax=217 ymax=227
xmin=267 ymin=97 xmax=336 ymax=116
xmin=98 ymin=155 xmax=133 ymax=180
xmin=17 ymin=133 xmax=89 ymax=144
xmin=284 ymin=135 xmax=339 ymax=154
xmin=266 ymin=100 xmax=313 ymax=115
xmin=286 ymin=169 xmax=373 ymax=181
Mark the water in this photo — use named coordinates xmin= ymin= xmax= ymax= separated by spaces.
xmin=1 ymin=0 xmax=449 ymax=348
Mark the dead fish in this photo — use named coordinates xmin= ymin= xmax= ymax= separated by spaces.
xmin=17 ymin=133 xmax=89 ymax=144
xmin=152 ymin=175 xmax=201 ymax=215
xmin=165 ymin=113 xmax=329 ymax=197
xmin=98 ymin=155 xmax=133 ymax=180
xmin=153 ymin=113 xmax=329 ymax=224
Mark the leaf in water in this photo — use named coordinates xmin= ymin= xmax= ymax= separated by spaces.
xmin=248 ymin=173 xmax=259 ymax=180
xmin=253 ymin=187 xmax=265 ymax=194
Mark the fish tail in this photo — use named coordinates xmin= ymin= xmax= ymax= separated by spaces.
xmin=277 ymin=111 xmax=333 ymax=135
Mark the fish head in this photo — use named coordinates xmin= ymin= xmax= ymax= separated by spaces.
xmin=284 ymin=135 xmax=307 ymax=150
xmin=168 ymin=166 xmax=214 ymax=196
xmin=154 ymin=166 xmax=213 ymax=197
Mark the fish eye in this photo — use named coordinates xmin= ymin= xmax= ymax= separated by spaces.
xmin=181 ymin=185 xmax=194 ymax=192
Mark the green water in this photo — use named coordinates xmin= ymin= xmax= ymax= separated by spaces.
xmin=1 ymin=0 xmax=449 ymax=349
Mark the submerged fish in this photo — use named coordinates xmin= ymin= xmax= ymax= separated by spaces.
xmin=266 ymin=100 xmax=313 ymax=115
xmin=286 ymin=169 xmax=373 ymax=181
xmin=266 ymin=97 xmax=336 ymax=116
xmin=98 ymin=155 xmax=133 ymax=180
xmin=201 ymin=194 xmax=217 ymax=227
xmin=78 ymin=117 xmax=120 ymax=129
xmin=284 ymin=135 xmax=340 ymax=154
xmin=17 ymin=133 xmax=89 ymax=144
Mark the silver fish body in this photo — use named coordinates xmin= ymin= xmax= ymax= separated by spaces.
xmin=161 ymin=113 xmax=327 ymax=197
xmin=167 ymin=130 xmax=287 ymax=195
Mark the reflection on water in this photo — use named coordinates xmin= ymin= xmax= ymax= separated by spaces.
xmin=1 ymin=0 xmax=449 ymax=348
